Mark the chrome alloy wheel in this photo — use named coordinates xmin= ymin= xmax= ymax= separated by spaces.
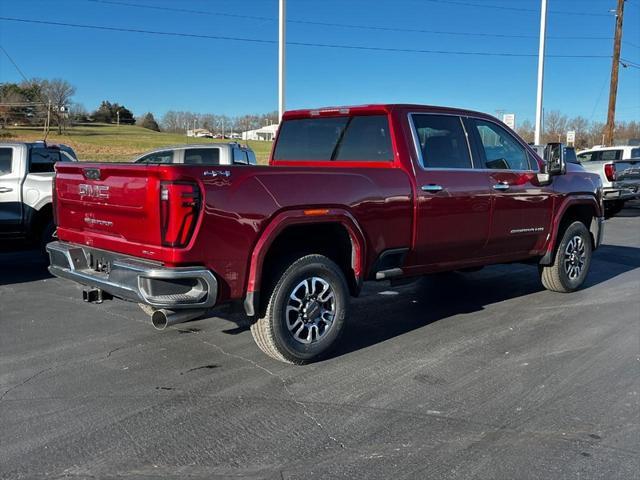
xmin=564 ymin=235 xmax=587 ymax=280
xmin=285 ymin=277 xmax=336 ymax=344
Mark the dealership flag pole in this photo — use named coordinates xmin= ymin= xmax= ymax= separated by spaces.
xmin=278 ymin=0 xmax=286 ymax=122
xmin=534 ymin=0 xmax=547 ymax=146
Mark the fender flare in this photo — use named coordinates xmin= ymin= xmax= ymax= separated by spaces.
xmin=540 ymin=195 xmax=601 ymax=265
xmin=243 ymin=208 xmax=367 ymax=316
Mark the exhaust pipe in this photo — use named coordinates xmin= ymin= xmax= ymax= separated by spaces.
xmin=151 ymin=309 xmax=206 ymax=330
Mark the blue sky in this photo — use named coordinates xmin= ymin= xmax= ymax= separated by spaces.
xmin=1 ymin=0 xmax=639 ymax=124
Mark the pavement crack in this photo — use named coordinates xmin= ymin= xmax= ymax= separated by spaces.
xmin=0 ymin=366 xmax=54 ymax=402
xmin=199 ymin=337 xmax=346 ymax=450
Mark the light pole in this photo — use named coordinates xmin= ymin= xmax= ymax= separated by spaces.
xmin=278 ymin=0 xmax=286 ymax=122
xmin=534 ymin=0 xmax=547 ymax=146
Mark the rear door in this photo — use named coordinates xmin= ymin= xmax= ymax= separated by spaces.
xmin=0 ymin=146 xmax=22 ymax=231
xmin=466 ymin=118 xmax=553 ymax=256
xmin=410 ymin=113 xmax=492 ymax=266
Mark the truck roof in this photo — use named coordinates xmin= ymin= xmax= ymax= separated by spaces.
xmin=282 ymin=104 xmax=499 ymax=120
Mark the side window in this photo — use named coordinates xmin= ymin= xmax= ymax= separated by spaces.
xmin=577 ymin=151 xmax=595 ymax=162
xmin=334 ymin=115 xmax=392 ymax=161
xmin=232 ymin=148 xmax=248 ymax=164
xmin=184 ymin=148 xmax=220 ymax=165
xmin=137 ymin=151 xmax=173 ymax=163
xmin=246 ymin=150 xmax=257 ymax=165
xmin=0 ymin=148 xmax=12 ymax=176
xmin=29 ymin=149 xmax=60 ymax=173
xmin=601 ymin=149 xmax=622 ymax=161
xmin=411 ymin=114 xmax=471 ymax=169
xmin=471 ymin=120 xmax=530 ymax=170
xmin=631 ymin=148 xmax=640 ymax=158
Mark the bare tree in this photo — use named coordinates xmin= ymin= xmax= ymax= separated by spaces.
xmin=543 ymin=110 xmax=568 ymax=144
xmin=36 ymin=79 xmax=76 ymax=134
xmin=516 ymin=119 xmax=534 ymax=144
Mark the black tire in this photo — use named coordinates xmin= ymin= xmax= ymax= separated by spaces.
xmin=540 ymin=221 xmax=592 ymax=293
xmin=250 ymin=254 xmax=349 ymax=364
xmin=604 ymin=200 xmax=624 ymax=219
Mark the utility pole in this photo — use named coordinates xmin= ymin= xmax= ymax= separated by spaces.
xmin=604 ymin=0 xmax=625 ymax=146
xmin=278 ymin=0 xmax=286 ymax=122
xmin=534 ymin=0 xmax=547 ymax=146
xmin=116 ymin=110 xmax=120 ymax=127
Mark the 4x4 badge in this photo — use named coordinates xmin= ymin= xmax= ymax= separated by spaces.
xmin=203 ymin=170 xmax=231 ymax=178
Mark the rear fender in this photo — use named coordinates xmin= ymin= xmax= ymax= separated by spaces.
xmin=243 ymin=208 xmax=366 ymax=316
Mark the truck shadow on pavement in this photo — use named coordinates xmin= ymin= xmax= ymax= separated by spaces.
xmin=0 ymin=247 xmax=51 ymax=286
xmin=332 ymin=244 xmax=640 ymax=359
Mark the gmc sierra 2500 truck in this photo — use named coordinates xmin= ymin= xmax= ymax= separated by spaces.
xmin=48 ymin=105 xmax=604 ymax=364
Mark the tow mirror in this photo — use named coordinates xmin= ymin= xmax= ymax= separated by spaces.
xmin=544 ymin=142 xmax=566 ymax=176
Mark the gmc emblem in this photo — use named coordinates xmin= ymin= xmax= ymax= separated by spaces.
xmin=83 ymin=168 xmax=101 ymax=180
xmin=79 ymin=184 xmax=109 ymax=199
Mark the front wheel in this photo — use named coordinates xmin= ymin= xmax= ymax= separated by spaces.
xmin=251 ymin=254 xmax=349 ymax=364
xmin=540 ymin=221 xmax=592 ymax=293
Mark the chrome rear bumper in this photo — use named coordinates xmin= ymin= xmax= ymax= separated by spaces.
xmin=47 ymin=241 xmax=217 ymax=309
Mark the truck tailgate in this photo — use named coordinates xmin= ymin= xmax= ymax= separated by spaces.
xmin=55 ymin=163 xmax=164 ymax=247
xmin=615 ymin=159 xmax=640 ymax=187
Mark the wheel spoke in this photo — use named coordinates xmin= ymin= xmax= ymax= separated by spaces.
xmin=284 ymin=274 xmax=337 ymax=345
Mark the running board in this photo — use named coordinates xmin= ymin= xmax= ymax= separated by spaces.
xmin=375 ymin=268 xmax=404 ymax=280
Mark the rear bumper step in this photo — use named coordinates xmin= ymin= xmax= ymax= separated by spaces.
xmin=47 ymin=241 xmax=217 ymax=310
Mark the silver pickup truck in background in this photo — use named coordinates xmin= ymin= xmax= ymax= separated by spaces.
xmin=133 ymin=142 xmax=257 ymax=165
xmin=0 ymin=141 xmax=77 ymax=250
xmin=576 ymin=146 xmax=640 ymax=217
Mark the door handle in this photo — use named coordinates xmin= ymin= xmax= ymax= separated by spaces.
xmin=421 ymin=184 xmax=443 ymax=193
xmin=0 ymin=187 xmax=13 ymax=193
xmin=492 ymin=182 xmax=510 ymax=191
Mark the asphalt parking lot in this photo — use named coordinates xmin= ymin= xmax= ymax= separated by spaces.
xmin=1 ymin=204 xmax=639 ymax=480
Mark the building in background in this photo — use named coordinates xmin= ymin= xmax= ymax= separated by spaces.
xmin=242 ymin=124 xmax=279 ymax=141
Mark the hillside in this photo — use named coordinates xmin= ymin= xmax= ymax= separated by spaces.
xmin=2 ymin=124 xmax=273 ymax=164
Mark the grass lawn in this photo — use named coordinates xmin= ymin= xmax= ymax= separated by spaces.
xmin=1 ymin=123 xmax=274 ymax=164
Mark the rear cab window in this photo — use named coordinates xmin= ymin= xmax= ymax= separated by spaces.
xmin=273 ymin=114 xmax=393 ymax=162
xmin=0 ymin=147 xmax=13 ymax=176
xmin=184 ymin=148 xmax=220 ymax=165
xmin=631 ymin=148 xmax=640 ymax=158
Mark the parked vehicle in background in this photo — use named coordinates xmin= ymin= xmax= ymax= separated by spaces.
xmin=576 ymin=145 xmax=640 ymax=217
xmin=133 ymin=143 xmax=257 ymax=165
xmin=48 ymin=104 xmax=604 ymax=364
xmin=0 ymin=142 xmax=77 ymax=250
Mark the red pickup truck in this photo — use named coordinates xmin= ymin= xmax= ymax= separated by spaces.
xmin=48 ymin=104 xmax=604 ymax=364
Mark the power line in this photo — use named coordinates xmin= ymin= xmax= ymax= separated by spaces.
xmin=86 ymin=0 xmax=614 ymax=41
xmin=0 ymin=16 xmax=613 ymax=59
xmin=421 ymin=0 xmax=611 ymax=16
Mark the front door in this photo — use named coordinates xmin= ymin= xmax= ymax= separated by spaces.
xmin=0 ymin=147 xmax=22 ymax=233
xmin=410 ymin=113 xmax=492 ymax=267
xmin=465 ymin=118 xmax=553 ymax=256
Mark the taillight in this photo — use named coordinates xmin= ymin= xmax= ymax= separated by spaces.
xmin=160 ymin=181 xmax=201 ymax=248
xmin=604 ymin=163 xmax=616 ymax=182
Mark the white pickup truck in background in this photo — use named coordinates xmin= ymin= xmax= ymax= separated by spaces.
xmin=576 ymin=145 xmax=640 ymax=218
xmin=0 ymin=142 xmax=77 ymax=250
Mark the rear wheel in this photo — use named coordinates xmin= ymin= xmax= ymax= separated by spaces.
xmin=540 ymin=221 xmax=592 ymax=293
xmin=251 ymin=254 xmax=349 ymax=364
